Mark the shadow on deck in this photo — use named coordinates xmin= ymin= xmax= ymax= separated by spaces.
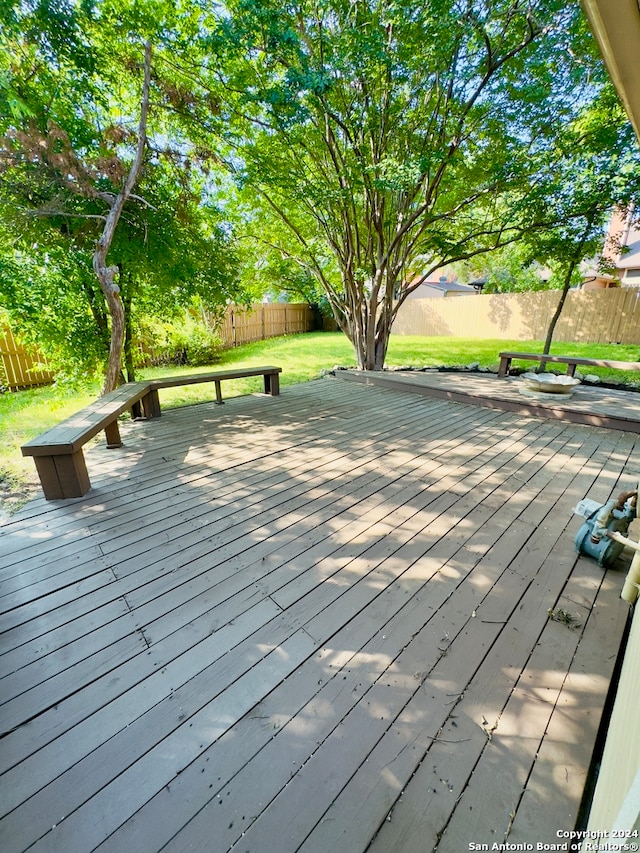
xmin=0 ymin=375 xmax=637 ymax=852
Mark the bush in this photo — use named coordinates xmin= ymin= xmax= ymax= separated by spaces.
xmin=138 ymin=315 xmax=223 ymax=367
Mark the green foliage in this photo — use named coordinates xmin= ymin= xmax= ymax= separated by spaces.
xmin=0 ymin=231 xmax=108 ymax=381
xmin=232 ymin=195 xmax=336 ymax=304
xmin=454 ymin=244 xmax=548 ymax=294
xmin=2 ymin=0 xmax=639 ymax=380
xmin=517 ymin=83 xmax=640 ymax=351
xmin=433 ymin=82 xmax=640 ymax=302
xmin=0 ymin=0 xmax=241 ymax=383
xmin=195 ymin=0 xmax=616 ymax=368
xmin=524 ymin=84 xmax=640 ymax=267
xmin=140 ymin=313 xmax=223 ymax=368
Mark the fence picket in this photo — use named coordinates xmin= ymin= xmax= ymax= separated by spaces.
xmin=0 ymin=327 xmax=53 ymax=391
xmin=218 ymin=302 xmax=312 ymax=346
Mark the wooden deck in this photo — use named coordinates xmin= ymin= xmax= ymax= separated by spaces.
xmin=1 ymin=374 xmax=637 ymax=852
xmin=337 ymin=368 xmax=640 ymax=433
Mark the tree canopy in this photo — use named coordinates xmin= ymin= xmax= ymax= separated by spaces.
xmin=0 ymin=0 xmax=239 ymax=385
xmin=1 ymin=0 xmax=638 ymax=381
xmin=186 ymin=0 xmax=618 ymax=368
xmin=456 ymin=84 xmax=640 ymax=295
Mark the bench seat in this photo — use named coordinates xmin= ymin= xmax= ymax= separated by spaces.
xmin=497 ymin=351 xmax=640 ymax=378
xmin=22 ymin=366 xmax=282 ymax=500
xmin=149 ymin=365 xmax=281 ymax=406
xmin=22 ymin=382 xmax=155 ymax=456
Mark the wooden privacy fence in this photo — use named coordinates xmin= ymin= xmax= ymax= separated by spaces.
xmin=392 ymin=287 xmax=640 ymax=345
xmin=0 ymin=327 xmax=53 ymax=391
xmin=216 ymin=302 xmax=314 ymax=347
xmin=1 ymin=304 xmax=314 ymax=390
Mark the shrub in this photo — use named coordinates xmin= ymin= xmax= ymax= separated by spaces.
xmin=138 ymin=315 xmax=223 ymax=367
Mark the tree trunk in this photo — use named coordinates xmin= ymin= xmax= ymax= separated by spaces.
xmin=343 ymin=295 xmax=369 ymax=370
xmin=540 ymin=210 xmax=597 ymax=371
xmin=80 ymin=273 xmax=111 ymax=354
xmin=373 ymin=312 xmax=391 ymax=370
xmin=350 ymin=315 xmax=383 ymax=370
xmin=353 ymin=328 xmax=369 ymax=370
xmin=94 ymin=41 xmax=151 ymax=395
xmin=95 ymin=265 xmax=126 ymax=391
xmin=541 ymin=258 xmax=578 ymax=365
xmin=340 ymin=272 xmax=395 ymax=371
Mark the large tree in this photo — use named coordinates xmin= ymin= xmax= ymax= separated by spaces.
xmin=522 ymin=84 xmax=640 ymax=356
xmin=0 ymin=0 xmax=155 ymax=391
xmin=193 ymin=0 xmax=605 ymax=369
xmin=0 ymin=0 xmax=238 ymax=389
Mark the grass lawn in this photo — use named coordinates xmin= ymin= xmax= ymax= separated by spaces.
xmin=2 ymin=331 xmax=640 ymax=510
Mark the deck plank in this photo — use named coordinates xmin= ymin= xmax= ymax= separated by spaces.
xmin=365 ymin=434 xmax=633 ymax=852
xmin=0 ymin=376 xmax=636 ymax=853
xmin=0 ymin=394 xmax=478 ymax=578
xmin=507 ymin=569 xmax=631 ymax=843
xmin=296 ymin=441 xmax=623 ymax=853
xmin=95 ymin=434 xmax=588 ymax=852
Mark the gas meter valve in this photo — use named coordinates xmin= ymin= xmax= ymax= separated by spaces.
xmin=574 ymin=490 xmax=637 ymax=568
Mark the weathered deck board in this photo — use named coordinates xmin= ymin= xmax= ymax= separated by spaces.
xmin=0 ymin=393 xmax=474 ymax=583
xmin=0 ymin=376 xmax=636 ymax=853
xmin=506 ymin=566 xmax=630 ymax=843
xmin=3 ymin=406 xmax=540 ymax=660
xmin=276 ymin=433 xmax=632 ymax=853
xmin=0 ymin=403 xmax=496 ymax=660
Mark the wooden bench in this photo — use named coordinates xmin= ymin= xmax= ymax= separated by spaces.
xmin=497 ymin=351 xmax=640 ymax=379
xmin=147 ymin=365 xmax=281 ymax=409
xmin=22 ymin=366 xmax=282 ymax=500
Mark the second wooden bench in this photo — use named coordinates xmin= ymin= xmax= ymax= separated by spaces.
xmin=22 ymin=366 xmax=282 ymax=500
xmin=497 ymin=351 xmax=640 ymax=379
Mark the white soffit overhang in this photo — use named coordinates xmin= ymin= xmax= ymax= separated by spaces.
xmin=581 ymin=0 xmax=640 ymax=143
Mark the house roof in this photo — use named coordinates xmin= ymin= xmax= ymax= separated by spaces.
xmin=423 ymin=280 xmax=476 ymax=293
xmin=408 ymin=275 xmax=476 ymax=294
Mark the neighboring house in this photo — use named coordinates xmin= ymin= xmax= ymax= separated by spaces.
xmin=583 ymin=207 xmax=640 ymax=290
xmin=612 ymin=222 xmax=640 ymax=286
xmin=580 ymin=260 xmax=619 ymax=290
xmin=405 ymin=275 xmax=480 ymax=299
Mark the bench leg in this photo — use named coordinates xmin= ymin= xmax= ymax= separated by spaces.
xmin=105 ymin=420 xmax=123 ymax=449
xmin=33 ymin=451 xmax=91 ymax=500
xmin=142 ymin=388 xmax=161 ymax=418
xmin=130 ymin=401 xmax=143 ymax=419
xmin=566 ymin=364 xmax=577 ymax=377
xmin=264 ymin=372 xmax=280 ymax=395
xmin=214 ymin=380 xmax=224 ymax=405
xmin=497 ymin=357 xmax=511 ymax=378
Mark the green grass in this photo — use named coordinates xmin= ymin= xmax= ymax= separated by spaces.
xmin=0 ymin=383 xmax=100 ymax=512
xmin=3 ymin=331 xmax=640 ymax=506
